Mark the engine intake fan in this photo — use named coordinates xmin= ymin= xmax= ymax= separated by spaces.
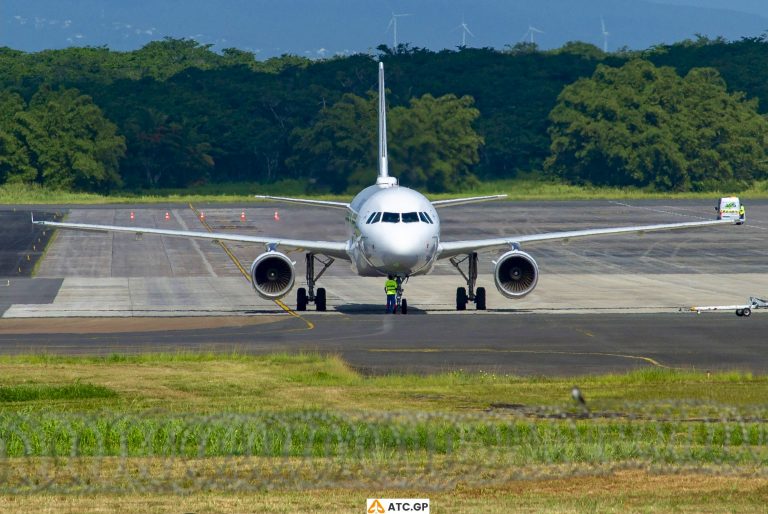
xmin=250 ymin=252 xmax=295 ymax=300
xmin=493 ymin=250 xmax=539 ymax=299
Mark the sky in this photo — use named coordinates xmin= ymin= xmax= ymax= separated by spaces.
xmin=3 ymin=1 xmax=768 ymax=57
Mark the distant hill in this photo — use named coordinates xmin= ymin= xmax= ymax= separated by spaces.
xmin=3 ymin=0 xmax=768 ymax=56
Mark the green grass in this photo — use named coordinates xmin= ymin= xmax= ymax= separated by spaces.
xmin=0 ymin=383 xmax=117 ymax=402
xmin=0 ymin=352 xmax=764 ymax=413
xmin=4 ymin=178 xmax=768 ymax=204
xmin=0 ymin=410 xmax=765 ymax=463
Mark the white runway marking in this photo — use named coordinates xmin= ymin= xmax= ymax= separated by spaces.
xmin=173 ymin=210 xmax=216 ymax=276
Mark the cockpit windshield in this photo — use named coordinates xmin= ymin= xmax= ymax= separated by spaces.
xmin=365 ymin=211 xmax=435 ymax=224
xmin=381 ymin=212 xmax=400 ymax=223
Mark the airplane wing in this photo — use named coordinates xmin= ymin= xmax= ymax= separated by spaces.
xmin=431 ymin=194 xmax=508 ymax=208
xmin=255 ymin=195 xmax=350 ymax=210
xmin=33 ymin=217 xmax=350 ymax=260
xmin=438 ymin=218 xmax=738 ymax=259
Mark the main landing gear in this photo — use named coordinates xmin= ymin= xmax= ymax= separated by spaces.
xmin=296 ymin=253 xmax=334 ymax=312
xmin=449 ymin=252 xmax=486 ymax=311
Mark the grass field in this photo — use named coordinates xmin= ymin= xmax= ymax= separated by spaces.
xmin=0 ymin=353 xmax=765 ymax=510
xmin=0 ymin=352 xmax=766 ymax=413
xmin=4 ymin=178 xmax=768 ymax=205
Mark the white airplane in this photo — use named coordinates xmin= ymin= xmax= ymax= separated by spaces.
xmin=34 ymin=63 xmax=744 ymax=314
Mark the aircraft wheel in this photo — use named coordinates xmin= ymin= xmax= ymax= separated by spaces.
xmin=743 ymin=308 xmax=751 ymax=317
xmin=456 ymin=287 xmax=467 ymax=311
xmin=315 ymin=287 xmax=327 ymax=312
xmin=401 ymin=298 xmax=408 ymax=315
xmin=297 ymin=288 xmax=307 ymax=311
xmin=736 ymin=309 xmax=744 ymax=317
xmin=475 ymin=287 xmax=487 ymax=310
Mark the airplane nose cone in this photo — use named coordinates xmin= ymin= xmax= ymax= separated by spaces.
xmin=379 ymin=237 xmax=423 ymax=271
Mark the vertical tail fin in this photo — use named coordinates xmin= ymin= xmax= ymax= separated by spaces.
xmin=377 ymin=62 xmax=397 ymax=186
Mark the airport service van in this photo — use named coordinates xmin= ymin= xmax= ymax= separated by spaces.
xmin=717 ymin=196 xmax=744 ymax=224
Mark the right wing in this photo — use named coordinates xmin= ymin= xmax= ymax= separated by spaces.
xmin=438 ymin=218 xmax=738 ymax=259
xmin=431 ymin=194 xmax=507 ymax=208
xmin=255 ymin=195 xmax=350 ymax=210
xmin=33 ymin=217 xmax=350 ymax=260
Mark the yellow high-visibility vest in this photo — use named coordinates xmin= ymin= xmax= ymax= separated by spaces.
xmin=385 ymin=279 xmax=398 ymax=295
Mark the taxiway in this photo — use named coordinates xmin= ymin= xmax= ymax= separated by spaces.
xmin=1 ymin=199 xmax=766 ymax=375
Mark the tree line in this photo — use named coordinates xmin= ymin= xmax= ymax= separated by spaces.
xmin=0 ymin=36 xmax=767 ymax=193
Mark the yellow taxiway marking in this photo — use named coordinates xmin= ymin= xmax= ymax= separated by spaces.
xmin=367 ymin=348 xmax=675 ymax=369
xmin=188 ymin=203 xmax=314 ymax=330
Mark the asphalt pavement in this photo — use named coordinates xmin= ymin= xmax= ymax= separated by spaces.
xmin=0 ymin=312 xmax=765 ymax=376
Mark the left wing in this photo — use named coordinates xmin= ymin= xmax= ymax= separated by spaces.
xmin=438 ymin=218 xmax=738 ymax=259
xmin=33 ymin=217 xmax=350 ymax=260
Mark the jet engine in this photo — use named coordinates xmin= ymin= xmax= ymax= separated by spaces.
xmin=493 ymin=250 xmax=539 ymax=299
xmin=249 ymin=252 xmax=295 ymax=300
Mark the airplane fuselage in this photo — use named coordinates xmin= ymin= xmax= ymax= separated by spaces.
xmin=346 ymin=185 xmax=440 ymax=277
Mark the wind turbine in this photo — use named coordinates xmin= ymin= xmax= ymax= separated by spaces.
xmin=521 ymin=25 xmax=544 ymax=44
xmin=386 ymin=13 xmax=412 ymax=49
xmin=600 ymin=16 xmax=609 ymax=53
xmin=457 ymin=17 xmax=474 ymax=47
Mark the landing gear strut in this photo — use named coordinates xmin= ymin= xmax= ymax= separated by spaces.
xmin=296 ymin=253 xmax=334 ymax=311
xmin=449 ymin=252 xmax=486 ymax=311
xmin=394 ymin=276 xmax=408 ymax=315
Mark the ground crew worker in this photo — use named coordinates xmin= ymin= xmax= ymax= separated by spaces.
xmin=385 ymin=275 xmax=398 ymax=313
xmin=740 ymin=204 xmax=745 ymax=222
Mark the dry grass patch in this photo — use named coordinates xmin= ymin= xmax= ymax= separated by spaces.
xmin=0 ymin=471 xmax=766 ymax=513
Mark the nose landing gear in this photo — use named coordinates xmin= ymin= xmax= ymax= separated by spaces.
xmin=394 ymin=276 xmax=408 ymax=314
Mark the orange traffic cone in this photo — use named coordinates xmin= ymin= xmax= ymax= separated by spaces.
xmin=240 ymin=211 xmax=246 ymax=222
xmin=164 ymin=212 xmax=170 ymax=221
xmin=200 ymin=211 xmax=205 ymax=221
xmin=274 ymin=210 xmax=280 ymax=221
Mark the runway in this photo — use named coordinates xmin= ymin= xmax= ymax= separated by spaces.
xmin=0 ymin=312 xmax=766 ymax=375
xmin=1 ymin=199 xmax=767 ymax=375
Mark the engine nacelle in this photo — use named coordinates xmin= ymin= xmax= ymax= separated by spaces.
xmin=249 ymin=252 xmax=295 ymax=300
xmin=493 ymin=250 xmax=539 ymax=299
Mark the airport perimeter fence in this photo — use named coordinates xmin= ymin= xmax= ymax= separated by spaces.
xmin=0 ymin=403 xmax=767 ymax=493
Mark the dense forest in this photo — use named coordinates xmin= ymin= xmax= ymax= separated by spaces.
xmin=1 ymin=36 xmax=768 ymax=194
